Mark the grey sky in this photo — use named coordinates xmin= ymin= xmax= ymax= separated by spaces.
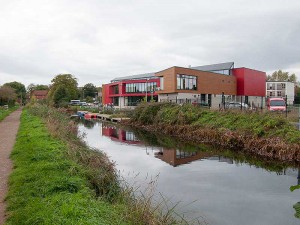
xmin=0 ymin=0 xmax=299 ymax=87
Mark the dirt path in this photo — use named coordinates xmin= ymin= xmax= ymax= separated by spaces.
xmin=0 ymin=109 xmax=22 ymax=225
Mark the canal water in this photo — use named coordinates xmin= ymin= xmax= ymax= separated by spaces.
xmin=79 ymin=120 xmax=300 ymax=225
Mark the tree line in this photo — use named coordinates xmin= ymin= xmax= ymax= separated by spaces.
xmin=0 ymin=74 xmax=100 ymax=107
xmin=1 ymin=69 xmax=299 ymax=107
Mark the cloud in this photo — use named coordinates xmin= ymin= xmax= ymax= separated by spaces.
xmin=0 ymin=0 xmax=299 ymax=87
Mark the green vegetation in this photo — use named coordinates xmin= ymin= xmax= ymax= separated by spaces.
xmin=132 ymin=126 xmax=297 ymax=173
xmin=6 ymin=105 xmax=186 ymax=225
xmin=82 ymin=83 xmax=98 ymax=99
xmin=266 ymin=69 xmax=297 ymax=83
xmin=131 ymin=102 xmax=300 ymax=143
xmin=0 ymin=86 xmax=17 ymax=106
xmin=3 ymin=81 xmax=26 ymax=104
xmin=48 ymin=74 xmax=79 ymax=107
xmin=27 ymin=83 xmax=49 ymax=93
xmin=6 ymin=111 xmax=125 ymax=224
xmin=0 ymin=106 xmax=18 ymax=121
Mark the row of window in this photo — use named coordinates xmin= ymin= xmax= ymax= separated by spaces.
xmin=269 ymin=91 xmax=285 ymax=97
xmin=177 ymin=74 xmax=197 ymax=90
xmin=267 ymin=83 xmax=286 ymax=90
xmin=125 ymin=82 xmax=157 ymax=93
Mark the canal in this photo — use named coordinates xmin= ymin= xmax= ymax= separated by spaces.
xmin=79 ymin=120 xmax=300 ymax=225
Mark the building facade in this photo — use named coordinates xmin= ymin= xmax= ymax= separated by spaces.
xmin=102 ymin=73 xmax=160 ymax=108
xmin=102 ymin=62 xmax=266 ymax=109
xmin=266 ymin=81 xmax=295 ymax=104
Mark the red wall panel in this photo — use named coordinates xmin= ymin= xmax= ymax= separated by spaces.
xmin=232 ymin=68 xmax=266 ymax=96
xmin=102 ymin=78 xmax=160 ymax=105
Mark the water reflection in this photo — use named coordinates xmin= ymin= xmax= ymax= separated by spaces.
xmin=79 ymin=120 xmax=300 ymax=224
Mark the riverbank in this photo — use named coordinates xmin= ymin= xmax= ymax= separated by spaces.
xmin=5 ymin=105 xmax=183 ymax=225
xmin=125 ymin=102 xmax=300 ymax=162
xmin=0 ymin=106 xmax=19 ymax=122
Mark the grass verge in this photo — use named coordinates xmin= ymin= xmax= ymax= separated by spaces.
xmin=6 ymin=105 xmax=189 ymax=225
xmin=6 ymin=110 xmax=127 ymax=224
xmin=0 ymin=106 xmax=19 ymax=121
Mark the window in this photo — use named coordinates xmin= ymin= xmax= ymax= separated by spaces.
xmin=270 ymin=92 xmax=273 ymax=96
xmin=160 ymin=77 xmax=164 ymax=90
xmin=282 ymin=83 xmax=286 ymax=89
xmin=125 ymin=82 xmax=158 ymax=93
xmin=113 ymin=97 xmax=119 ymax=106
xmin=112 ymin=85 xmax=119 ymax=94
xmin=177 ymin=74 xmax=197 ymax=90
xmin=278 ymin=91 xmax=281 ymax=96
xmin=125 ymin=132 xmax=139 ymax=141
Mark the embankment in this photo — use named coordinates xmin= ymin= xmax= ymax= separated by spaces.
xmin=125 ymin=102 xmax=300 ymax=162
xmin=6 ymin=105 xmax=182 ymax=225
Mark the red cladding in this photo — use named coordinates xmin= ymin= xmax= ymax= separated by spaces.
xmin=232 ymin=68 xmax=266 ymax=96
xmin=102 ymin=78 xmax=160 ymax=105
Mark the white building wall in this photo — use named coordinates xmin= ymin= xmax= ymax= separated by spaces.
xmin=266 ymin=81 xmax=295 ymax=104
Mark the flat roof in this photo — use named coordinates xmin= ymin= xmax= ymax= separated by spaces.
xmin=111 ymin=62 xmax=235 ymax=82
xmin=191 ymin=62 xmax=234 ymax=71
xmin=111 ymin=72 xmax=156 ymax=82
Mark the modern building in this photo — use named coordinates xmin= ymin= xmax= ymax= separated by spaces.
xmin=102 ymin=62 xmax=266 ymax=109
xmin=102 ymin=72 xmax=160 ymax=108
xmin=266 ymin=81 xmax=295 ymax=104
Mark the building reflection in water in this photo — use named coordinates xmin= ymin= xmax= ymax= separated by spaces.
xmin=102 ymin=123 xmax=141 ymax=145
xmin=101 ymin=123 xmax=235 ymax=167
xmin=100 ymin=122 xmax=300 ymax=186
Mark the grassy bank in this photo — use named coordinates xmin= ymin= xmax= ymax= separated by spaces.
xmin=6 ymin=105 xmax=185 ymax=225
xmin=0 ymin=106 xmax=18 ymax=121
xmin=127 ymin=102 xmax=300 ymax=162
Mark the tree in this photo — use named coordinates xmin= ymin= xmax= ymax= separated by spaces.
xmin=27 ymin=83 xmax=49 ymax=93
xmin=3 ymin=81 xmax=26 ymax=103
xmin=295 ymin=85 xmax=300 ymax=104
xmin=82 ymin=83 xmax=97 ymax=99
xmin=53 ymin=86 xmax=70 ymax=107
xmin=267 ymin=70 xmax=297 ymax=83
xmin=48 ymin=74 xmax=79 ymax=106
xmin=0 ymin=86 xmax=17 ymax=106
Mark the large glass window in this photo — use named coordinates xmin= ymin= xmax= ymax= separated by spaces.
xmin=177 ymin=74 xmax=197 ymax=90
xmin=125 ymin=82 xmax=157 ymax=93
xmin=160 ymin=77 xmax=164 ymax=90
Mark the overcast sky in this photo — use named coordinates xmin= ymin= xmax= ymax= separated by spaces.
xmin=0 ymin=0 xmax=299 ymax=87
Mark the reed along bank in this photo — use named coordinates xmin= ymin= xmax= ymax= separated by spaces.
xmin=125 ymin=102 xmax=300 ymax=162
xmin=5 ymin=104 xmax=185 ymax=225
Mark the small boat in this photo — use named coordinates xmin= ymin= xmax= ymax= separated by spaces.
xmin=77 ymin=111 xmax=89 ymax=117
xmin=84 ymin=113 xmax=98 ymax=119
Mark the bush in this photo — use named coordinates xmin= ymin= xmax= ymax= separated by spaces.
xmin=129 ymin=102 xmax=300 ymax=143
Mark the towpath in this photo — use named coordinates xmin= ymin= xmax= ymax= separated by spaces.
xmin=0 ymin=109 xmax=22 ymax=225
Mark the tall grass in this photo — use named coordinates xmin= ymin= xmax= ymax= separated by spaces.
xmin=7 ymin=104 xmax=197 ymax=225
xmin=127 ymin=103 xmax=300 ymax=162
xmin=130 ymin=102 xmax=300 ymax=143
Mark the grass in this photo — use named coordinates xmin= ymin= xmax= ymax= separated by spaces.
xmin=6 ymin=104 xmax=191 ymax=225
xmin=6 ymin=110 xmax=127 ymax=225
xmin=130 ymin=102 xmax=300 ymax=143
xmin=0 ymin=106 xmax=19 ymax=121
